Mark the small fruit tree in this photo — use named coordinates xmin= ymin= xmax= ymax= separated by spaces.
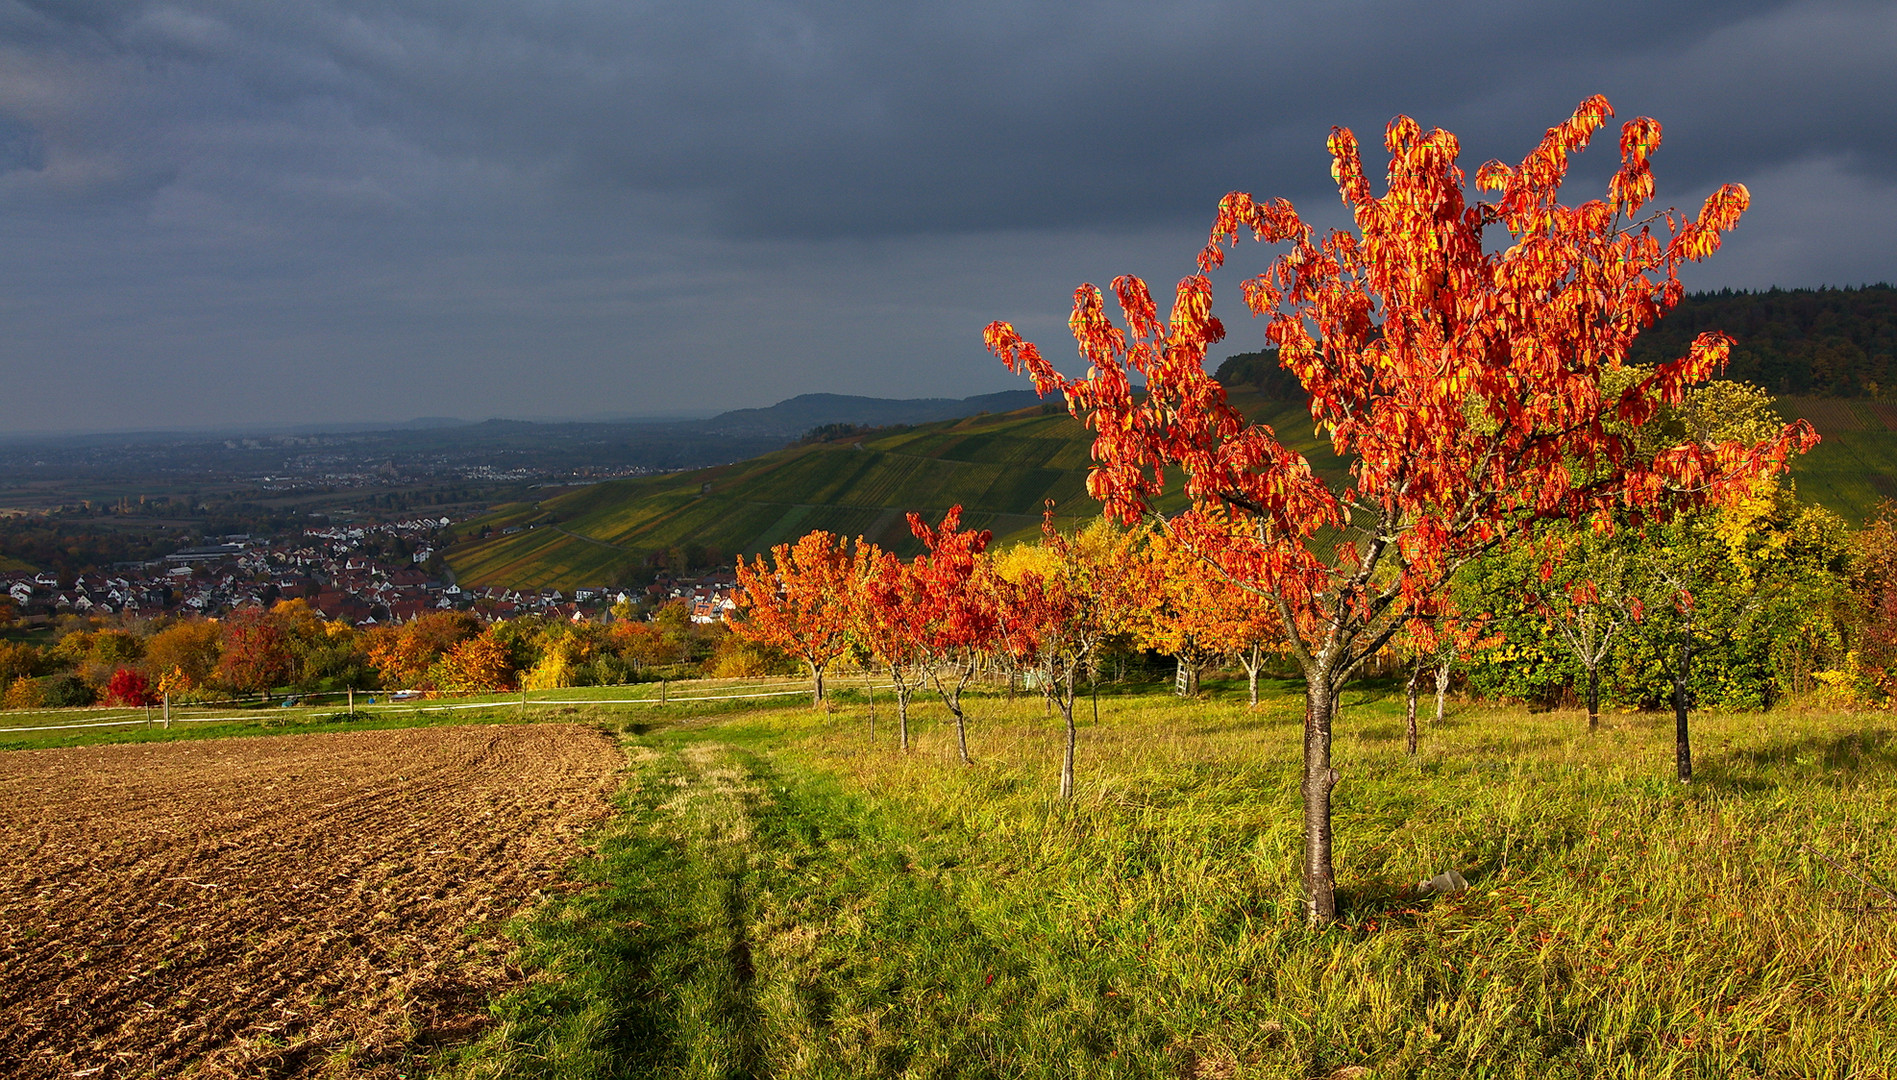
xmin=854 ymin=536 xmax=930 ymax=749
xmin=731 ymin=530 xmax=863 ymax=707
xmin=907 ymin=507 xmax=996 ymax=764
xmin=986 ymin=96 xmax=1815 ymax=923
xmin=993 ymin=514 xmax=1144 ymax=798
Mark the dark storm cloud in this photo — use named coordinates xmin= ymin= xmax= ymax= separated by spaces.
xmin=0 ymin=0 xmax=1892 ymax=431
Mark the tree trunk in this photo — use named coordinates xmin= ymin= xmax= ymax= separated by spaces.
xmin=1433 ymin=659 xmax=1451 ymax=725
xmin=808 ymin=661 xmax=825 ymax=708
xmin=1301 ymin=677 xmax=1338 ymax=924
xmin=951 ymin=689 xmax=971 ymax=764
xmin=1673 ymin=642 xmax=1693 ymax=782
xmin=1585 ymin=663 xmax=1601 ymax=732
xmin=1404 ymin=656 xmax=1425 ymax=757
xmin=1059 ymin=693 xmax=1077 ymax=800
xmin=1247 ymin=661 xmax=1260 ymax=707
xmin=897 ymin=684 xmax=911 ymax=751
xmin=930 ymin=656 xmax=974 ymax=764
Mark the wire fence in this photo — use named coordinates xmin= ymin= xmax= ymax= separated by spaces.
xmin=0 ymin=675 xmax=897 ymax=734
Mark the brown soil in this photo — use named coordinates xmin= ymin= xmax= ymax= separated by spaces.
xmin=0 ymin=723 xmax=625 ymax=1078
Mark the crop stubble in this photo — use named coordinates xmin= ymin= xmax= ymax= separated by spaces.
xmin=0 ymin=723 xmax=624 ymax=1078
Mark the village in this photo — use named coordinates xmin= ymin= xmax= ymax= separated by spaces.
xmin=0 ymin=518 xmax=741 ymax=628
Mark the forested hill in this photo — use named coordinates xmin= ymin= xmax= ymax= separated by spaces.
xmin=1215 ymin=284 xmax=1897 ymax=399
xmin=1627 ymin=285 xmax=1897 ymax=396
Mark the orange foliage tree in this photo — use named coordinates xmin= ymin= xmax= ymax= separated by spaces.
xmin=1137 ymin=527 xmax=1288 ymax=700
xmin=731 ymin=531 xmax=864 ymax=707
xmin=907 ymin=508 xmax=996 ymax=764
xmin=144 ymin=621 xmax=221 ymax=698
xmin=993 ymin=515 xmax=1144 ymax=798
xmin=1146 ymin=525 xmax=1288 ymax=707
xmin=986 ymin=96 xmax=1815 ymax=922
xmin=854 ymin=532 xmax=931 ymax=749
xmin=1398 ymin=610 xmax=1495 ymax=756
xmin=364 ymin=611 xmax=483 ymax=690
xmin=436 ymin=630 xmax=518 ymax=693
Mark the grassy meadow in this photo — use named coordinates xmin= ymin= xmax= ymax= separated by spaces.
xmin=430 ymin=676 xmax=1897 ymax=1079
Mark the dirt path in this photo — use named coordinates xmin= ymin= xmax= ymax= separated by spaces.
xmin=0 ymin=723 xmax=625 ymax=1079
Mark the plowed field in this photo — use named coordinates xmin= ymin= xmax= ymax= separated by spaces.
xmin=0 ymin=723 xmax=625 ymax=1078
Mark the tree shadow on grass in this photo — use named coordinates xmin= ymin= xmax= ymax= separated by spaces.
xmin=1699 ymin=727 xmax=1897 ymax=790
xmin=1333 ymin=878 xmax=1454 ymax=931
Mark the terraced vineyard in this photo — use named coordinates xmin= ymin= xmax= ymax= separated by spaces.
xmin=445 ymin=395 xmax=1331 ymax=590
xmin=446 ymin=391 xmax=1897 ymax=591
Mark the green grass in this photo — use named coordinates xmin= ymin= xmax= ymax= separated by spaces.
xmin=437 ymin=678 xmax=1896 ymax=1079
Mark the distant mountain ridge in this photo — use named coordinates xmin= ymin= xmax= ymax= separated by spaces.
xmin=0 ymin=390 xmax=1055 ymax=485
xmin=698 ymin=390 xmax=1044 ymax=438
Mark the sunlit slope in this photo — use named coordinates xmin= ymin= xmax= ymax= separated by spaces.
xmin=1776 ymin=398 xmax=1897 ymax=525
xmin=446 ymin=396 xmax=1336 ymax=590
xmin=444 ymin=393 xmax=1891 ymax=591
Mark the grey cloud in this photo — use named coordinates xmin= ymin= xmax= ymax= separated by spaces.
xmin=8 ymin=0 xmax=1845 ymax=236
xmin=0 ymin=0 xmax=1889 ymax=433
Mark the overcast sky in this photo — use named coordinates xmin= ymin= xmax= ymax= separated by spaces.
xmin=1 ymin=0 xmax=1893 ymax=433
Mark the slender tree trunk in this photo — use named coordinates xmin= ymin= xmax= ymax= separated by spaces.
xmin=950 ymin=660 xmax=974 ymax=764
xmin=1247 ymin=661 xmax=1260 ymax=707
xmin=1404 ymin=656 xmax=1425 ymax=757
xmin=1586 ymin=662 xmax=1601 ymax=732
xmin=1301 ymin=675 xmax=1339 ymax=924
xmin=896 ymin=682 xmax=911 ymax=751
xmin=1433 ymin=659 xmax=1451 ymax=725
xmin=808 ymin=661 xmax=825 ymax=708
xmin=1059 ymin=686 xmax=1077 ymax=800
xmin=1673 ymin=642 xmax=1694 ymax=782
xmin=951 ymin=687 xmax=971 ymax=764
xmin=930 ymin=655 xmax=975 ymax=764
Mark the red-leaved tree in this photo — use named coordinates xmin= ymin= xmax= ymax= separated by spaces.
xmin=994 ymin=513 xmax=1144 ymax=798
xmin=731 ymin=530 xmax=864 ymax=707
xmin=217 ymin=607 xmax=296 ymax=697
xmin=854 ymin=527 xmax=938 ymax=750
xmin=106 ymin=667 xmax=156 ymax=707
xmin=986 ymin=95 xmax=1816 ymax=922
xmin=908 ymin=507 xmax=995 ymax=764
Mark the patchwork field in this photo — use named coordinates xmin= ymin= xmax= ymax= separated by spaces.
xmin=0 ymin=723 xmax=624 ymax=1079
